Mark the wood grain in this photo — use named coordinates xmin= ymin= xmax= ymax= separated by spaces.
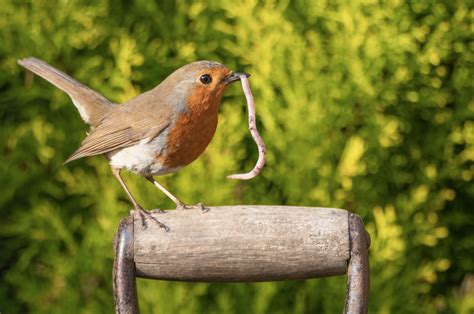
xmin=133 ymin=206 xmax=350 ymax=282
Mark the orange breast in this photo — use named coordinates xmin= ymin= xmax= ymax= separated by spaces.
xmin=157 ymin=90 xmax=222 ymax=169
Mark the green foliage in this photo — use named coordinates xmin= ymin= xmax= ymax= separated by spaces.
xmin=1 ymin=0 xmax=472 ymax=313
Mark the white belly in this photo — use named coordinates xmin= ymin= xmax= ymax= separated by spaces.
xmin=107 ymin=131 xmax=181 ymax=176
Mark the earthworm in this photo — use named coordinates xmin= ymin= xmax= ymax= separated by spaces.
xmin=227 ymin=74 xmax=266 ymax=180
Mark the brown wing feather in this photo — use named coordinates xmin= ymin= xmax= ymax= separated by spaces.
xmin=65 ymin=97 xmax=173 ymax=163
xmin=65 ymin=129 xmax=135 ymax=162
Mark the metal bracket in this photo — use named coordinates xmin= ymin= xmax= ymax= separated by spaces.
xmin=113 ymin=216 xmax=138 ymax=314
xmin=345 ymin=213 xmax=371 ymax=313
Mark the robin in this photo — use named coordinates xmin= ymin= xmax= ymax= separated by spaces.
xmin=18 ymin=57 xmax=250 ymax=229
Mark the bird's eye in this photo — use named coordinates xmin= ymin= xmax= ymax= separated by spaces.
xmin=199 ymin=74 xmax=212 ymax=85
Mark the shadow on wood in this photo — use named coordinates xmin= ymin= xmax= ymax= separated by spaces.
xmin=113 ymin=206 xmax=370 ymax=313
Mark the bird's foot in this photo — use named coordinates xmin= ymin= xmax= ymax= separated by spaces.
xmin=132 ymin=207 xmax=169 ymax=232
xmin=176 ymin=202 xmax=209 ymax=212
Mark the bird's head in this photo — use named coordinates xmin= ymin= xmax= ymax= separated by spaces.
xmin=158 ymin=61 xmax=250 ymax=111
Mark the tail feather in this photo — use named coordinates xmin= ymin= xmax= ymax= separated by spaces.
xmin=18 ymin=57 xmax=114 ymax=127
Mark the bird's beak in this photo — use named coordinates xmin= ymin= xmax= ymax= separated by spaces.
xmin=224 ymin=72 xmax=251 ymax=85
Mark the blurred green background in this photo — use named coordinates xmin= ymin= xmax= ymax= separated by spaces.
xmin=0 ymin=0 xmax=473 ymax=313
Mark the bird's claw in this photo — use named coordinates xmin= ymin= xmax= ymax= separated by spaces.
xmin=133 ymin=208 xmax=169 ymax=231
xmin=176 ymin=202 xmax=209 ymax=212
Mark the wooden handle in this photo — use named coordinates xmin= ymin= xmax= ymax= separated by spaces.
xmin=133 ymin=206 xmax=350 ymax=282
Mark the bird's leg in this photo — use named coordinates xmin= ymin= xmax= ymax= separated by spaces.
xmin=145 ymin=176 xmax=208 ymax=212
xmin=111 ymin=167 xmax=169 ymax=231
xmin=111 ymin=167 xmax=144 ymax=210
